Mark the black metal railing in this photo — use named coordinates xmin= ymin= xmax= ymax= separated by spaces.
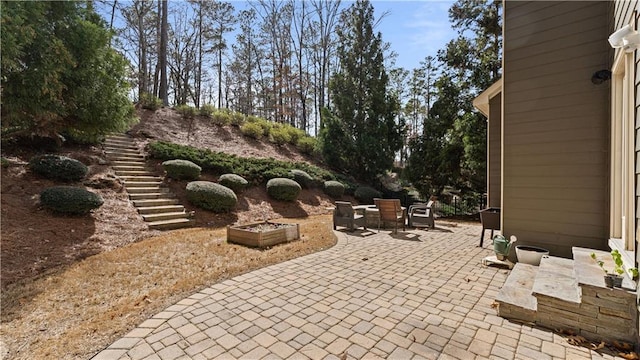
xmin=398 ymin=193 xmax=486 ymax=218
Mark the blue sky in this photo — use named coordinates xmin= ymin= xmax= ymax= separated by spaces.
xmin=100 ymin=0 xmax=457 ymax=72
xmin=373 ymin=0 xmax=456 ymax=70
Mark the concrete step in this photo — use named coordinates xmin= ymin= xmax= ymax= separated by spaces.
xmin=532 ymin=256 xmax=581 ymax=303
xmin=129 ymin=192 xmax=173 ymax=200
xmin=495 ymin=263 xmax=538 ymax=323
xmin=141 ymin=211 xmax=188 ymax=222
xmin=137 ymin=205 xmax=185 ymax=215
xmin=133 ymin=198 xmax=179 ymax=207
xmin=104 ymin=142 xmax=139 ymax=150
xmin=126 ymin=186 xmax=166 ymax=194
xmin=115 ymin=170 xmax=156 ymax=176
xmin=106 ymin=134 xmax=132 ymax=141
xmin=105 ymin=148 xmax=141 ymax=155
xmin=121 ymin=175 xmax=163 ymax=182
xmin=104 ymin=143 xmax=139 ymax=150
xmin=111 ymin=160 xmax=146 ymax=166
xmin=113 ymin=165 xmax=147 ymax=171
xmin=124 ymin=181 xmax=163 ymax=187
xmin=147 ymin=218 xmax=194 ymax=230
xmin=573 ymin=247 xmax=636 ymax=290
xmin=531 ymin=256 xmax=582 ymax=331
xmin=108 ymin=155 xmax=146 ymax=162
xmin=104 ymin=136 xmax=135 ymax=143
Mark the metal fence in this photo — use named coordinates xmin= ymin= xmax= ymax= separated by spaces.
xmin=404 ymin=194 xmax=486 ymax=218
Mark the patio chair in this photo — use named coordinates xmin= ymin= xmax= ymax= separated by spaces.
xmin=376 ymin=199 xmax=406 ymax=233
xmin=333 ymin=201 xmax=367 ymax=232
xmin=408 ymin=201 xmax=435 ymax=229
xmin=479 ymin=207 xmax=501 ymax=247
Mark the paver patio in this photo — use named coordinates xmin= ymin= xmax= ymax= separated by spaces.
xmin=93 ymin=221 xmax=624 ymax=359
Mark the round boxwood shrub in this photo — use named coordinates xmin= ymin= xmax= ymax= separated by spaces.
xmin=186 ymin=181 xmax=237 ymax=213
xmin=218 ymin=173 xmax=248 ymax=193
xmin=40 ymin=186 xmax=104 ymax=214
xmin=354 ymin=186 xmax=382 ymax=204
xmin=290 ymin=169 xmax=314 ymax=189
xmin=323 ymin=181 xmax=345 ymax=199
xmin=266 ymin=178 xmax=301 ymax=202
xmin=29 ymin=154 xmax=88 ymax=182
xmin=162 ymin=159 xmax=202 ymax=180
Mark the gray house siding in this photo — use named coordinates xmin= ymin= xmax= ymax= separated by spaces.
xmin=503 ymin=1 xmax=610 ymax=258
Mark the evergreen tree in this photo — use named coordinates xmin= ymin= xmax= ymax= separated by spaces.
xmin=405 ymin=0 xmax=501 ymax=198
xmin=320 ymin=0 xmax=402 ymax=181
xmin=1 ymin=1 xmax=137 ymax=143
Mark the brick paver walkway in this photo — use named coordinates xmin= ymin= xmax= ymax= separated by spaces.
xmin=93 ymin=222 xmax=622 ymax=359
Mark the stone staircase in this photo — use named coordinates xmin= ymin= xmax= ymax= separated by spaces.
xmin=104 ymin=134 xmax=194 ymax=231
xmin=496 ymin=247 xmax=638 ymax=345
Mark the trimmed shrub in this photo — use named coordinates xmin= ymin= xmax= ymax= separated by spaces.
xmin=296 ymin=136 xmax=318 ymax=155
xmin=186 ymin=181 xmax=237 ymax=213
xmin=270 ymin=127 xmax=292 ymax=145
xmin=323 ymin=181 xmax=345 ymax=199
xmin=40 ymin=186 xmax=104 ymax=214
xmin=286 ymin=127 xmax=306 ymax=145
xmin=211 ymin=110 xmax=232 ymax=126
xmin=162 ymin=159 xmax=202 ymax=180
xmin=290 ymin=169 xmax=314 ymax=188
xmin=218 ymin=173 xmax=248 ymax=193
xmin=230 ymin=112 xmax=246 ymax=127
xmin=199 ymin=104 xmax=216 ymax=117
xmin=354 ymin=186 xmax=382 ymax=204
xmin=29 ymin=154 xmax=88 ymax=182
xmin=266 ymin=178 xmax=301 ymax=201
xmin=147 ymin=141 xmax=356 ymax=188
xmin=175 ymin=104 xmax=197 ymax=118
xmin=247 ymin=117 xmax=272 ymax=136
xmin=240 ymin=122 xmax=264 ymax=139
xmin=140 ymin=92 xmax=162 ymax=110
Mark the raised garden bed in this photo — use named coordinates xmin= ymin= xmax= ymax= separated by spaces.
xmin=227 ymin=221 xmax=300 ymax=248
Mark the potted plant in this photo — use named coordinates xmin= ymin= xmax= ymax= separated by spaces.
xmin=590 ymin=250 xmax=638 ymax=288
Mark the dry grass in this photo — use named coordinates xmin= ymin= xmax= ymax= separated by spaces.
xmin=0 ymin=215 xmax=336 ymax=360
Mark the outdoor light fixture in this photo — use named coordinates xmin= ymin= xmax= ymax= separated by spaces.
xmin=591 ymin=70 xmax=612 ymax=85
xmin=609 ymin=24 xmax=640 ymax=52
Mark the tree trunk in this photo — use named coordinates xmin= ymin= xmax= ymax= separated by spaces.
xmin=159 ymin=0 xmax=169 ymax=106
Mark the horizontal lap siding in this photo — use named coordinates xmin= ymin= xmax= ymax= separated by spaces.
xmin=503 ymin=1 xmax=610 ymax=258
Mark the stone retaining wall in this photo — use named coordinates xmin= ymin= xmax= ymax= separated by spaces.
xmin=536 ymin=285 xmax=637 ymax=344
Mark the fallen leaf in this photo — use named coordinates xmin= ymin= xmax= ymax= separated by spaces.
xmin=566 ymin=335 xmax=587 ymax=346
xmin=590 ymin=341 xmax=605 ymax=350
xmin=490 ymin=302 xmax=498 ymax=308
xmin=620 ymin=352 xmax=639 ymax=360
xmin=613 ymin=340 xmax=634 ymax=351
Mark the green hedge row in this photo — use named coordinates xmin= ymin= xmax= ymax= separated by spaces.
xmin=148 ymin=141 xmax=356 ymax=189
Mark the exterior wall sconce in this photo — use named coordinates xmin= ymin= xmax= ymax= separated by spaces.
xmin=591 ymin=70 xmax=612 ymax=85
xmin=609 ymin=24 xmax=640 ymax=52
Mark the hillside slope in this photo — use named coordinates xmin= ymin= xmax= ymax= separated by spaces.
xmin=1 ymin=107 xmax=337 ymax=288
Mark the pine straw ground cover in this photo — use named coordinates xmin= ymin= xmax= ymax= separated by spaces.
xmin=0 ymin=215 xmax=335 ymax=360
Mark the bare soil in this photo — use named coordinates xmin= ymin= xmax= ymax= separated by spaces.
xmin=0 ymin=107 xmax=342 ymax=359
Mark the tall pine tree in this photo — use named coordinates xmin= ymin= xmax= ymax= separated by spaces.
xmin=319 ymin=0 xmax=402 ymax=182
xmin=406 ymin=0 xmax=501 ymax=198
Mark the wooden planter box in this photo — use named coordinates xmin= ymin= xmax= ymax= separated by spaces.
xmin=227 ymin=221 xmax=300 ymax=248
